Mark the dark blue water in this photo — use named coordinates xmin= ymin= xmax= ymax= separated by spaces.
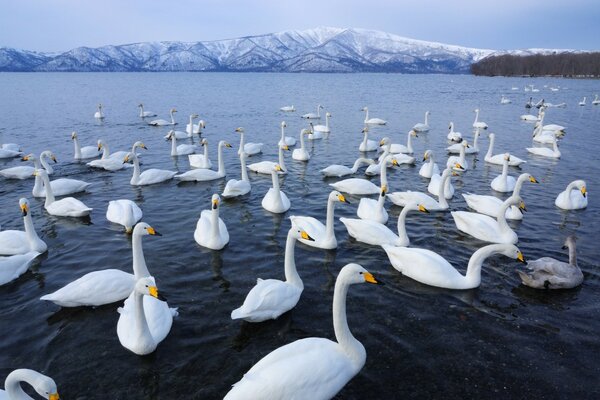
xmin=0 ymin=73 xmax=599 ymax=399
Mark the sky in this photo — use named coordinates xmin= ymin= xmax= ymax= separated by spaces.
xmin=1 ymin=0 xmax=599 ymax=52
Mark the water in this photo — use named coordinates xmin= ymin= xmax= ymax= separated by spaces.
xmin=0 ymin=73 xmax=599 ymax=399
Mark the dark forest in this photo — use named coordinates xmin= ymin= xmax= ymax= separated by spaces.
xmin=471 ymin=53 xmax=600 ymax=77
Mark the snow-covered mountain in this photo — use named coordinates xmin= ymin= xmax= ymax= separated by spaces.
xmin=0 ymin=27 xmax=571 ymax=73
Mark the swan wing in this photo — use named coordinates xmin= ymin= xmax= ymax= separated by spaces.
xmin=321 ymin=165 xmax=351 ymax=177
xmin=0 ymin=252 xmax=40 ymax=286
xmin=329 ymin=179 xmax=379 ymax=195
xmin=231 ymin=279 xmax=301 ymax=321
xmin=139 ymin=169 xmax=176 ymax=185
xmin=387 ymin=191 xmax=440 ymax=209
xmin=0 ymin=231 xmax=32 ymax=255
xmin=340 ymin=218 xmax=399 ymax=246
xmin=451 ymin=211 xmax=502 ymax=242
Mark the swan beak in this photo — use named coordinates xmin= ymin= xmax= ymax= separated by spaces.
xmin=51 ymin=155 xmax=57 ymax=163
xmin=338 ymin=194 xmax=349 ymax=204
xmin=32 ymin=170 xmax=39 ymax=177
xmin=300 ymin=231 xmax=315 ymax=241
xmin=392 ymin=159 xmax=399 ymax=166
xmin=454 ymin=163 xmax=465 ymax=171
xmin=149 ymin=286 xmax=167 ymax=301
xmin=362 ymin=127 xmax=368 ymax=133
xmin=529 ymin=176 xmax=539 ymax=183
xmin=147 ymin=227 xmax=162 ymax=236
xmin=212 ymin=198 xmax=219 ymax=209
xmin=422 ymin=153 xmax=428 ymax=161
xmin=225 ymin=143 xmax=232 ymax=148
xmin=379 ymin=139 xmax=385 ymax=146
xmin=282 ymin=145 xmax=289 ymax=151
xmin=21 ymin=203 xmax=28 ymax=216
xmin=21 ymin=156 xmax=30 ymax=162
xmin=49 ymin=392 xmax=59 ymax=400
xmin=412 ymin=131 xmax=418 ymax=137
xmin=235 ymin=127 xmax=243 ymax=132
xmin=516 ymin=251 xmax=526 ymax=264
xmin=381 ymin=185 xmax=388 ymax=195
xmin=581 ymin=186 xmax=587 ymax=197
xmin=519 ymin=201 xmax=527 ymax=212
xmin=97 ymin=144 xmax=102 ymax=151
xmin=123 ymin=155 xmax=129 ymax=164
xmin=363 ymin=272 xmax=382 ymax=285
xmin=140 ymin=143 xmax=148 ymax=150
xmin=418 ymin=204 xmax=429 ymax=213
xmin=275 ymin=165 xmax=283 ymax=172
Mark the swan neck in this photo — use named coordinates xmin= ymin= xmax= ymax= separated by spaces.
xmin=170 ymin=110 xmax=175 ymax=124
xmin=39 ymin=153 xmax=53 ymax=174
xmin=284 ymin=230 xmax=302 ymax=287
xmin=217 ymin=143 xmax=226 ymax=175
xmin=40 ymin=172 xmax=55 ymax=205
xmin=424 ymin=112 xmax=429 ymax=125
xmin=131 ymin=154 xmax=141 ymax=184
xmin=23 ymin=209 xmax=40 ymax=245
xmin=333 ymin=277 xmax=365 ymax=366
xmin=4 ymin=369 xmax=37 ymax=400
xmin=73 ymin=136 xmax=82 ymax=158
xmin=171 ymin=134 xmax=177 ymax=156
xmin=474 ymin=109 xmax=479 ymax=123
xmin=278 ymin=146 xmax=286 ymax=171
xmin=501 ymin=159 xmax=509 ymax=179
xmin=325 ymin=114 xmax=330 ymax=128
xmin=132 ymin=232 xmax=150 ymax=279
xmin=380 ymin=156 xmax=388 ymax=187
xmin=133 ymin=290 xmax=152 ymax=346
xmin=568 ymin=242 xmax=577 ymax=267
xmin=211 ymin=205 xmax=220 ymax=240
xmin=496 ymin=198 xmax=513 ymax=231
xmin=396 ymin=206 xmax=411 ymax=243
xmin=486 ymin=136 xmax=494 ymax=158
xmin=351 ymin=158 xmax=363 ymax=173
xmin=438 ymin=171 xmax=450 ymax=208
xmin=361 ymin=131 xmax=368 ymax=147
xmin=513 ymin=175 xmax=527 ymax=197
xmin=240 ymin=155 xmax=249 ymax=182
xmin=325 ymin=196 xmax=336 ymax=239
xmin=238 ymin=131 xmax=245 ymax=154
xmin=407 ymin=132 xmax=413 ymax=152
xmin=299 ymin=130 xmax=305 ymax=150
xmin=465 ymin=245 xmax=501 ymax=286
xmin=203 ymin=142 xmax=209 ymax=159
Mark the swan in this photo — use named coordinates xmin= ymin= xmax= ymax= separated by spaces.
xmin=0 ymin=369 xmax=59 ymax=400
xmin=230 ymin=224 xmax=314 ymax=323
xmin=280 ymin=105 xmax=295 ymax=112
xmin=0 ymin=131 xmax=20 ymax=152
xmin=106 ymin=199 xmax=142 ymax=233
xmin=592 ymin=94 xmax=600 ymax=105
xmin=452 ymin=195 xmax=524 ymax=244
xmin=249 ymin=144 xmax=289 ymax=174
xmin=428 ymin=164 xmax=463 ymax=199
xmin=184 ymin=113 xmax=199 ymax=135
xmin=447 ymin=122 xmax=462 ymax=142
xmin=555 ymin=180 xmax=587 ymax=210
xmin=0 ymin=252 xmax=40 ymax=286
xmin=473 ymin=109 xmax=488 ymax=129
xmin=527 ymin=137 xmax=561 ymax=159
xmin=413 ymin=111 xmax=430 ymax=132
xmin=500 ymin=95 xmax=511 ymax=104
xmin=194 ymin=194 xmax=229 ymax=250
xmin=520 ymin=113 xmax=538 ymax=122
xmin=289 ymin=191 xmax=348 ymax=249
xmin=223 ymin=152 xmax=251 ymax=198
xmin=148 ymin=108 xmax=177 ymax=126
xmin=329 ymin=176 xmax=381 ymax=196
xmin=0 ymin=151 xmax=55 ymax=180
xmin=384 ymin=130 xmax=417 ymax=154
xmin=312 ymin=112 xmax=332 ymax=133
xmin=388 ymin=166 xmax=460 ymax=210
xmin=525 ymin=96 xmax=533 ymax=107
xmin=225 ymin=263 xmax=381 ymax=400
xmin=341 ymin=202 xmax=429 ymax=247
xmin=166 ymin=130 xmax=197 ymax=156
xmin=71 ymin=131 xmax=99 ymax=160
xmin=175 ymin=140 xmax=231 ymax=181
xmin=94 ymin=103 xmax=105 ymax=119
xmin=278 ymin=121 xmax=296 ymax=147
xmin=518 ymin=235 xmax=583 ymax=289
xmin=383 ymin=243 xmax=524 ymax=289
xmin=579 ymin=97 xmax=586 ymax=106
xmin=235 ymin=127 xmax=263 ymax=156
xmin=87 ymin=140 xmax=139 ymax=171
xmin=446 ymin=140 xmax=469 ymax=171
xmin=165 ymin=129 xmax=190 ymax=140
xmin=302 ymin=104 xmax=323 ymax=119
xmin=362 ymin=107 xmax=387 ymax=125
xmin=138 ymin=103 xmax=157 ymax=118
xmin=0 ymin=198 xmax=47 ymax=255
xmin=262 ymin=165 xmax=290 ymax=213
xmin=491 ymin=154 xmax=516 ymax=192
xmin=307 ymin=122 xmax=325 ymax=140
xmin=485 ymin=133 xmax=526 ymax=166
xmin=292 ymin=129 xmax=310 ymax=161
xmin=23 ymin=152 xmax=91 ymax=198
xmin=367 ymin=139 xmax=400 ymax=175
xmin=117 ymin=276 xmax=170 ymax=355
xmin=40 ymin=222 xmax=162 ymax=307
xmin=532 ymin=114 xmax=564 ymax=144
xmin=447 ymin=130 xmax=480 ymax=154
xmin=0 ymin=147 xmax=22 ymax=159
xmin=358 ymin=127 xmax=378 ymax=152
xmin=463 ymin=173 xmax=538 ymax=220
xmin=321 ymin=158 xmax=374 ymax=177
xmin=188 ymin=139 xmax=212 ymax=169
xmin=34 ymin=169 xmax=92 ymax=217
xmin=357 ymin=184 xmax=388 ymax=224
xmin=419 ymin=150 xmax=440 ymax=179
xmin=124 ymin=152 xmax=176 ymax=186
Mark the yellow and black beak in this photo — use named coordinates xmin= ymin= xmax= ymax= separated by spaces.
xmin=363 ymin=272 xmax=383 ymax=285
xmin=516 ymin=251 xmax=526 ymax=264
xmin=21 ymin=156 xmax=30 ymax=162
xmin=391 ymin=159 xmax=399 ymax=166
xmin=212 ymin=198 xmax=219 ymax=209
xmin=581 ymin=186 xmax=587 ymax=197
xmin=97 ymin=144 xmax=102 ymax=151
xmin=379 ymin=139 xmax=385 ymax=146
xmin=454 ymin=163 xmax=465 ymax=171
xmin=300 ymin=230 xmax=315 ymax=241
xmin=235 ymin=127 xmax=243 ymax=132
xmin=147 ymin=226 xmax=162 ymax=236
xmin=338 ymin=194 xmax=350 ymax=204
xmin=418 ymin=204 xmax=429 ymax=213
xmin=123 ymin=155 xmax=130 ymax=164
xmin=20 ymin=203 xmax=28 ymax=216
xmin=149 ymin=285 xmax=167 ymax=301
xmin=519 ymin=201 xmax=527 ymax=212
xmin=49 ymin=393 xmax=59 ymax=400
xmin=283 ymin=145 xmax=289 ymax=151
xmin=380 ymin=185 xmax=388 ymax=196
xmin=422 ymin=153 xmax=428 ymax=162
xmin=225 ymin=143 xmax=232 ymax=148
xmin=529 ymin=176 xmax=539 ymax=183
xmin=140 ymin=143 xmax=148 ymax=150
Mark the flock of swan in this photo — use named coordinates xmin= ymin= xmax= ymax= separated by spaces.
xmin=0 ymin=97 xmax=591 ymax=399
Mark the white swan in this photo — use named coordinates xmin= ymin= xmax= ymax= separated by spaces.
xmin=148 ymin=108 xmax=177 ymax=126
xmin=280 ymin=105 xmax=295 ymax=112
xmin=446 ymin=140 xmax=469 ymax=171
xmin=124 ymin=152 xmax=176 ymax=186
xmin=0 ymin=131 xmax=20 ymax=153
xmin=452 ymin=195 xmax=523 ymax=244
xmin=447 ymin=130 xmax=480 ymax=154
xmin=290 ymin=191 xmax=348 ymax=250
xmin=0 ymin=252 xmax=40 ymax=286
xmin=225 ymin=263 xmax=381 ymax=400
xmin=230 ymin=224 xmax=314 ymax=323
xmin=491 ymin=154 xmax=516 ymax=192
xmin=194 ymin=194 xmax=229 ymax=250
xmin=0 ymin=369 xmax=59 ymax=400
xmin=463 ymin=173 xmax=538 ymax=220
xmin=185 ymin=113 xmax=199 ymax=135
xmin=329 ymin=177 xmax=380 ymax=196
xmin=262 ymin=165 xmax=290 ymax=213
xmin=249 ymin=144 xmax=289 ymax=174
xmin=278 ymin=121 xmax=296 ymax=146
xmin=302 ymin=104 xmax=323 ymax=119
xmin=192 ymin=119 xmax=206 ymax=135
xmin=383 ymin=243 xmax=524 ymax=289
xmin=357 ymin=184 xmax=388 ymax=224
xmin=579 ymin=97 xmax=586 ymax=106
xmin=447 ymin=122 xmax=462 ymax=142
xmin=166 ymin=130 xmax=197 ymax=156
xmin=358 ymin=127 xmax=378 ymax=152
xmin=165 ymin=128 xmax=190 ymax=140
xmin=235 ymin=127 xmax=263 ymax=156
xmin=592 ymin=94 xmax=600 ymax=105
xmin=473 ymin=108 xmax=488 ymax=129
xmin=367 ymin=139 xmax=400 ymax=175
xmin=526 ymin=137 xmax=561 ymax=159
xmin=94 ymin=103 xmax=105 ymax=119
xmin=188 ymin=139 xmax=212 ymax=169
xmin=87 ymin=140 xmax=139 ymax=171
xmin=419 ymin=150 xmax=440 ymax=179
xmin=0 ymin=147 xmax=22 ymax=159
xmin=71 ymin=131 xmax=99 ymax=160
xmin=518 ymin=235 xmax=583 ymax=289
xmin=25 ymin=152 xmax=91 ymax=198
xmin=485 ymin=133 xmax=526 ymax=166
xmin=106 ymin=199 xmax=142 ymax=233
xmin=40 ymin=222 xmax=161 ymax=307
xmin=384 ymin=130 xmax=417 ymax=154
xmin=500 ymin=95 xmax=511 ymax=104
xmin=307 ymin=122 xmax=325 ymax=140
xmin=321 ymin=158 xmax=374 ymax=177
xmin=292 ymin=129 xmax=310 ymax=161
xmin=312 ymin=112 xmax=332 ymax=133
xmin=555 ymin=180 xmax=587 ymax=210
xmin=341 ymin=202 xmax=429 ymax=247
xmin=138 ymin=103 xmax=157 ymax=118
xmin=388 ymin=166 xmax=460 ymax=210
xmin=413 ymin=111 xmax=430 ymax=132
xmin=428 ymin=164 xmax=462 ymax=199
xmin=520 ymin=113 xmax=539 ymax=122
xmin=0 ymin=198 xmax=47 ymax=255
xmin=223 ymin=152 xmax=251 ymax=198
xmin=175 ymin=141 xmax=231 ymax=181
xmin=362 ymin=107 xmax=387 ymax=125
xmin=0 ymin=151 xmax=55 ymax=180
xmin=34 ymin=169 xmax=92 ymax=217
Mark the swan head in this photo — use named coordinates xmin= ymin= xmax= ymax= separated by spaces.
xmin=570 ymin=180 xmax=587 ymax=197
xmin=19 ymin=198 xmax=29 ymax=216
xmin=21 ymin=370 xmax=59 ymax=400
xmin=503 ymin=153 xmax=511 ymax=161
xmin=474 ymin=108 xmax=480 ymax=113
xmin=41 ymin=151 xmax=57 ymax=163
xmin=562 ymin=235 xmax=577 ymax=250
xmin=274 ymin=164 xmax=284 ymax=173
xmin=133 ymin=141 xmax=148 ymax=150
xmin=134 ymin=277 xmax=167 ymax=301
xmin=211 ymin=194 xmax=221 ymax=210
xmin=362 ymin=127 xmax=369 ymax=134
xmin=301 ymin=128 xmax=311 ymax=135
xmin=32 ymin=169 xmax=48 ymax=178
xmin=379 ymin=137 xmax=390 ymax=146
xmin=289 ymin=222 xmax=315 ymax=242
xmin=97 ymin=140 xmax=105 ymax=151
xmin=166 ymin=130 xmax=174 ymax=140
xmin=170 ymin=108 xmax=177 ymax=113
xmin=325 ymin=112 xmax=332 ymax=117
xmin=134 ymin=222 xmax=162 ymax=237
xmin=220 ymin=141 xmax=232 ymax=149
xmin=235 ymin=127 xmax=244 ymax=133
xmin=380 ymin=185 xmax=388 ymax=196
xmin=329 ymin=190 xmax=350 ymax=204
xmin=453 ymin=163 xmax=465 ymax=171
xmin=361 ymin=107 xmax=368 ymax=111
xmin=199 ymin=120 xmax=206 ymax=128
xmin=410 ymin=130 xmax=418 ymax=137
xmin=138 ymin=103 xmax=143 ymax=107
xmin=191 ymin=113 xmax=199 ymax=118
xmin=201 ymin=139 xmax=208 ymax=146
xmin=71 ymin=131 xmax=78 ymax=140
xmin=423 ymin=150 xmax=432 ymax=161
xmin=500 ymin=244 xmax=525 ymax=264
xmin=21 ymin=153 xmax=35 ymax=162
xmin=418 ymin=204 xmax=429 ymax=214
xmin=339 ymin=263 xmax=382 ymax=286
xmin=280 ymin=144 xmax=290 ymax=151
xmin=123 ymin=152 xmax=134 ymax=164
xmin=462 ymin=141 xmax=470 ymax=148
xmin=281 ymin=121 xmax=287 ymax=128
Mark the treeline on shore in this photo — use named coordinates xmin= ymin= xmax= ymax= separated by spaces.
xmin=471 ymin=53 xmax=600 ymax=77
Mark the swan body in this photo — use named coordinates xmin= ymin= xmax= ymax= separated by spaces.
xmin=357 ymin=185 xmax=388 ymax=223
xmin=0 ymin=151 xmax=55 ymax=180
xmin=290 ymin=191 xmax=348 ymax=249
xmin=194 ymin=194 xmax=229 ymax=250
xmin=485 ymin=133 xmax=526 ymax=166
xmin=384 ymin=130 xmax=417 ymax=154
xmin=383 ymin=243 xmax=524 ymax=289
xmin=307 ymin=123 xmax=324 ymax=140
xmin=0 ymin=369 xmax=59 ymax=400
xmin=0 ymin=131 xmax=20 ymax=153
xmin=447 ymin=122 xmax=462 ymax=142
xmin=359 ymin=127 xmax=378 ymax=152
xmin=555 ymin=180 xmax=587 ymax=210
xmin=226 ymin=263 xmax=381 ymax=400
xmin=321 ymin=158 xmax=374 ymax=177
xmin=106 ymin=199 xmax=143 ymax=233
xmin=491 ymin=154 xmax=516 ymax=192
xmin=518 ymin=235 xmax=583 ymax=289
xmin=94 ymin=103 xmax=105 ymax=119
xmin=0 ymin=199 xmax=47 ymax=255
xmin=71 ymin=131 xmax=99 ymax=160
xmin=175 ymin=141 xmax=231 ymax=181
xmin=329 ymin=178 xmax=380 ymax=195
xmin=0 ymin=252 xmax=40 ymax=286
xmin=278 ymin=121 xmax=296 ymax=146
xmin=188 ymin=139 xmax=212 ymax=169
xmin=184 ymin=114 xmax=199 ymax=135
xmin=388 ymin=167 xmax=458 ymax=211
xmin=526 ymin=137 xmax=561 ymax=159
xmin=230 ymin=225 xmax=314 ymax=322
xmin=473 ymin=109 xmax=488 ymax=129
xmin=302 ymin=104 xmax=323 ymax=119
xmin=262 ymin=165 xmax=290 ymax=213
xmin=500 ymin=95 xmax=511 ymax=104
xmin=413 ymin=111 xmax=430 ymax=132
xmin=148 ymin=108 xmax=177 ymax=126
xmin=87 ymin=140 xmax=137 ymax=171
xmin=280 ymin=105 xmax=295 ymax=112
xmin=452 ymin=195 xmax=523 ymax=244
xmin=592 ymin=94 xmax=600 ymax=105
xmin=35 ymin=170 xmax=92 ymax=217
xmin=125 ymin=152 xmax=176 ymax=186
xmin=138 ymin=103 xmax=157 ymax=117
xmin=446 ymin=140 xmax=470 ymax=171
xmin=312 ymin=112 xmax=332 ymax=133
xmin=0 ymin=148 xmax=22 ymax=159
xmin=235 ymin=127 xmax=263 ymax=156
xmin=362 ymin=107 xmax=387 ymax=125
xmin=428 ymin=168 xmax=457 ymax=199
xmin=419 ymin=150 xmax=440 ymax=178
xmin=579 ymin=97 xmax=586 ymax=106
xmin=34 ymin=177 xmax=91 ymax=198
xmin=249 ymin=144 xmax=289 ymax=174
xmin=166 ymin=131 xmax=197 ymax=156
xmin=520 ymin=114 xmax=539 ymax=122
xmin=292 ymin=129 xmax=310 ymax=161
xmin=447 ymin=130 xmax=480 ymax=154
xmin=223 ymin=152 xmax=251 ymax=198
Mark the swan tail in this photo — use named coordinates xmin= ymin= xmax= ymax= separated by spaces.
xmin=117 ymin=307 xmax=124 ymax=314
xmin=517 ymin=270 xmax=535 ymax=286
xmin=231 ymin=307 xmax=245 ymax=320
xmin=170 ymin=307 xmax=179 ymax=317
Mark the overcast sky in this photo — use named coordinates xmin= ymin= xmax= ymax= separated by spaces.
xmin=2 ymin=0 xmax=599 ymax=52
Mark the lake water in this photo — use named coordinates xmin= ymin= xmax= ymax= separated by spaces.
xmin=0 ymin=73 xmax=599 ymax=399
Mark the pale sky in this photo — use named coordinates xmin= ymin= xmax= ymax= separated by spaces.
xmin=1 ymin=0 xmax=599 ymax=52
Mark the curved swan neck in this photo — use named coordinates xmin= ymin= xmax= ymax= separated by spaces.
xmin=39 ymin=153 xmax=53 ymax=174
xmin=132 ymin=232 xmax=150 ymax=279
xmin=240 ymin=155 xmax=249 ymax=182
xmin=284 ymin=229 xmax=302 ymax=287
xmin=424 ymin=111 xmax=429 ymax=125
xmin=496 ymin=197 xmax=514 ymax=231
xmin=325 ymin=196 xmax=336 ymax=239
xmin=133 ymin=290 xmax=152 ymax=346
xmin=361 ymin=131 xmax=368 ymax=147
xmin=73 ymin=136 xmax=82 ymax=158
xmin=486 ymin=135 xmax=495 ymax=158
xmin=4 ymin=369 xmax=42 ymax=400
xmin=396 ymin=206 xmax=411 ymax=243
xmin=23 ymin=208 xmax=40 ymax=246
xmin=217 ymin=143 xmax=226 ymax=175
xmin=131 ymin=154 xmax=141 ymax=184
xmin=278 ymin=146 xmax=286 ymax=171
xmin=512 ymin=174 xmax=527 ymax=197
xmin=351 ymin=158 xmax=365 ymax=173
xmin=203 ymin=142 xmax=209 ymax=160
xmin=437 ymin=170 xmax=450 ymax=208
xmin=170 ymin=134 xmax=177 ymax=156
xmin=211 ymin=205 xmax=220 ymax=240
xmin=567 ymin=241 xmax=577 ymax=267
xmin=465 ymin=245 xmax=505 ymax=286
xmin=39 ymin=172 xmax=56 ymax=206
xmin=333 ymin=277 xmax=365 ymax=365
